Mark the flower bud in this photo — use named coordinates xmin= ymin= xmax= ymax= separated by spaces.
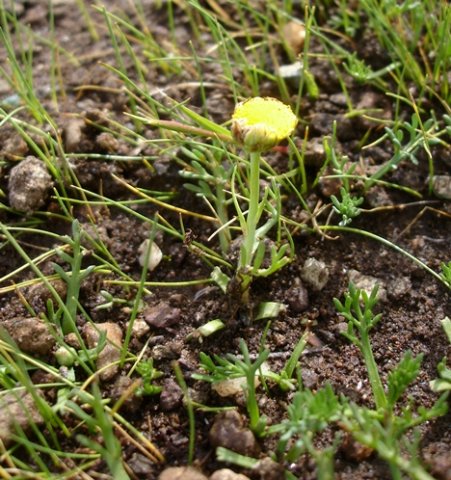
xmin=231 ymin=97 xmax=298 ymax=153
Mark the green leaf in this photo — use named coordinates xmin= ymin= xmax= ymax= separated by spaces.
xmin=387 ymin=351 xmax=423 ymax=408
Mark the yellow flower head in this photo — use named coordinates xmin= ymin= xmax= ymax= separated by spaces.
xmin=231 ymin=97 xmax=298 ymax=152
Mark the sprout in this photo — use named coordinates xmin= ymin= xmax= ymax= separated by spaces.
xmin=231 ymin=97 xmax=298 ymax=152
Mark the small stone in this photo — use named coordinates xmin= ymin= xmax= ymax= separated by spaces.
xmin=144 ymin=302 xmax=181 ymax=329
xmin=430 ymin=175 xmax=451 ymax=200
xmin=252 ymin=457 xmax=285 ymax=480
xmin=159 ymin=466 xmax=208 ymax=480
xmin=0 ymin=391 xmax=44 ymax=445
xmin=8 ymin=156 xmax=53 ymax=213
xmin=63 ymin=118 xmax=85 ymax=152
xmin=388 ymin=276 xmax=412 ymax=299
xmin=301 ymin=368 xmax=318 ymax=389
xmin=138 ymin=240 xmax=163 ymax=272
xmin=300 ymin=258 xmax=329 ymax=291
xmin=277 ymin=61 xmax=303 ymax=86
xmin=286 ymin=280 xmax=309 ymax=313
xmin=209 ymin=469 xmax=250 ymax=480
xmin=212 ymin=377 xmax=247 ymax=398
xmin=1 ymin=317 xmax=55 ymax=356
xmin=209 ymin=410 xmax=259 ymax=456
xmin=282 ymin=21 xmax=305 ymax=55
xmin=160 ymin=379 xmax=183 ymax=411
xmin=96 ymin=132 xmax=119 ymax=153
xmin=83 ymin=322 xmax=123 ymax=381
xmin=110 ymin=375 xmax=142 ymax=413
xmin=128 ymin=452 xmax=155 ymax=478
xmin=1 ymin=133 xmax=28 ymax=160
xmin=129 ymin=318 xmax=150 ymax=339
xmin=348 ymin=270 xmax=387 ymax=302
xmin=303 ymin=137 xmax=326 ymax=167
xmin=340 ymin=433 xmax=374 ymax=462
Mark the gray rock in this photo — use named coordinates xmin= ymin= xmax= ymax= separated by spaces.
xmin=0 ymin=391 xmax=44 ymax=445
xmin=1 ymin=317 xmax=55 ymax=355
xmin=159 ymin=466 xmax=208 ymax=480
xmin=209 ymin=410 xmax=259 ymax=456
xmin=83 ymin=322 xmax=123 ymax=381
xmin=210 ymin=469 xmax=250 ymax=480
xmin=8 ymin=156 xmax=52 ymax=213
xmin=300 ymin=258 xmax=329 ymax=291
xmin=63 ymin=118 xmax=85 ymax=152
xmin=431 ymin=175 xmax=451 ymax=200
xmin=348 ymin=270 xmax=387 ymax=302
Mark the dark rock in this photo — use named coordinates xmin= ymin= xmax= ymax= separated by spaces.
xmin=144 ymin=302 xmax=181 ymax=329
xmin=160 ymin=379 xmax=183 ymax=411
xmin=110 ymin=375 xmax=142 ymax=413
xmin=128 ymin=452 xmax=155 ymax=478
xmin=286 ymin=281 xmax=309 ymax=313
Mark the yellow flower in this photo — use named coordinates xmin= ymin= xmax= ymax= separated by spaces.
xmin=231 ymin=97 xmax=298 ymax=152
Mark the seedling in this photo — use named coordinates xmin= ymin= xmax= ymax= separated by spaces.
xmin=193 ymin=339 xmax=269 ymax=436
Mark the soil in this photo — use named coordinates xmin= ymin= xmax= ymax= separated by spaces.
xmin=0 ymin=1 xmax=450 ymax=479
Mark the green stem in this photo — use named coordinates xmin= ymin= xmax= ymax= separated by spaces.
xmin=240 ymin=151 xmax=261 ymax=271
xmin=361 ymin=330 xmax=387 ymax=410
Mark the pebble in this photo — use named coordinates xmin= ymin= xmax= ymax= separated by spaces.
xmin=212 ymin=377 xmax=247 ymax=398
xmin=286 ymin=279 xmax=309 ymax=313
xmin=252 ymin=457 xmax=285 ymax=480
xmin=96 ymin=132 xmax=119 ymax=153
xmin=63 ymin=118 xmax=85 ymax=152
xmin=128 ymin=452 xmax=155 ymax=478
xmin=277 ymin=61 xmax=303 ymax=87
xmin=303 ymin=136 xmax=326 ymax=167
xmin=282 ymin=21 xmax=305 ymax=55
xmin=159 ymin=466 xmax=208 ymax=480
xmin=159 ymin=379 xmax=183 ymax=411
xmin=138 ymin=240 xmax=163 ymax=272
xmin=144 ymin=302 xmax=181 ymax=329
xmin=0 ymin=391 xmax=44 ymax=445
xmin=209 ymin=410 xmax=259 ymax=456
xmin=388 ymin=276 xmax=412 ymax=299
xmin=83 ymin=322 xmax=123 ymax=381
xmin=430 ymin=175 xmax=451 ymax=200
xmin=8 ymin=156 xmax=53 ymax=213
xmin=209 ymin=469 xmax=250 ymax=480
xmin=128 ymin=318 xmax=150 ymax=339
xmin=1 ymin=133 xmax=28 ymax=160
xmin=300 ymin=258 xmax=330 ymax=291
xmin=109 ymin=375 xmax=142 ymax=413
xmin=1 ymin=317 xmax=55 ymax=356
xmin=348 ymin=270 xmax=387 ymax=302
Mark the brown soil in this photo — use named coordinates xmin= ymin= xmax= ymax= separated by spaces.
xmin=0 ymin=1 xmax=450 ymax=479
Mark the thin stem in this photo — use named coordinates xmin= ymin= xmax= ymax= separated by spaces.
xmin=240 ymin=151 xmax=261 ymax=270
xmin=361 ymin=330 xmax=387 ymax=410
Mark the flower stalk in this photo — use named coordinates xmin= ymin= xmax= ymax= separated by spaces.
xmin=231 ymin=97 xmax=298 ymax=302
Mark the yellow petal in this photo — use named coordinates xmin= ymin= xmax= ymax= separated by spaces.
xmin=231 ymin=97 xmax=297 ymax=152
